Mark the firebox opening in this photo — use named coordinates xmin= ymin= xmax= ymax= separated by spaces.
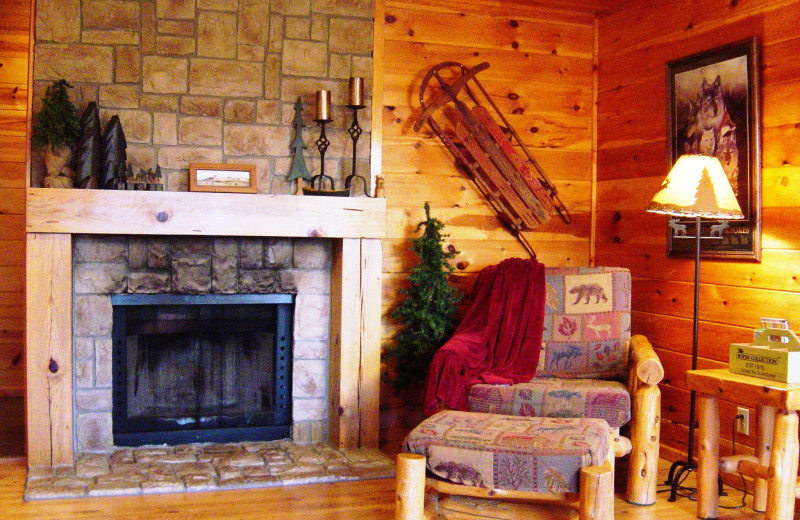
xmin=111 ymin=294 xmax=293 ymax=446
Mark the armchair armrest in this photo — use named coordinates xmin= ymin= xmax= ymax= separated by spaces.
xmin=626 ymin=334 xmax=662 ymax=505
xmin=630 ymin=334 xmax=663 ymax=386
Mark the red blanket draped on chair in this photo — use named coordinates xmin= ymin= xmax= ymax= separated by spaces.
xmin=422 ymin=257 xmax=547 ymax=417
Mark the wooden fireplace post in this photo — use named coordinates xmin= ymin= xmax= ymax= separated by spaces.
xmin=25 ymin=232 xmax=73 ymax=467
xmin=329 ymin=238 xmax=382 ymax=449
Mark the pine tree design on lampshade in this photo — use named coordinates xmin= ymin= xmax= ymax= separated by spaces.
xmin=648 ymin=154 xmax=743 ymax=219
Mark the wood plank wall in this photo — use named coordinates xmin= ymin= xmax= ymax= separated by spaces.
xmin=596 ymin=1 xmax=800 ymax=463
xmin=378 ymin=0 xmax=597 ymax=454
xmin=0 ymin=0 xmax=29 ymax=456
xmin=0 ymin=0 xmax=29 ymax=399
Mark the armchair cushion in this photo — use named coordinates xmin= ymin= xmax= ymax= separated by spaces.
xmin=468 ymin=378 xmax=631 ymax=428
xmin=403 ymin=410 xmax=610 ymax=493
xmin=538 ymin=267 xmax=631 ymax=380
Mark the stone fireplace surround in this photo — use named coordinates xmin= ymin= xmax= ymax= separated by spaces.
xmin=72 ymin=234 xmax=331 ymax=453
xmin=26 ymin=188 xmax=385 ymax=469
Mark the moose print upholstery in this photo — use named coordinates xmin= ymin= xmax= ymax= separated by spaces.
xmin=466 ymin=266 xmax=663 ymax=505
xmin=469 ymin=378 xmax=631 ymax=429
xmin=403 ymin=410 xmax=610 ymax=494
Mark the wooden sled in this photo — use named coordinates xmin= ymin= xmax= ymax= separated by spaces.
xmin=414 ymin=62 xmax=571 ymax=258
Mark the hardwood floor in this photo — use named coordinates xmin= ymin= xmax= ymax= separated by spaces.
xmin=0 ymin=457 xmax=765 ymax=520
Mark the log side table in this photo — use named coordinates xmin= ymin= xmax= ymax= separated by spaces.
xmin=686 ymin=368 xmax=800 ymax=520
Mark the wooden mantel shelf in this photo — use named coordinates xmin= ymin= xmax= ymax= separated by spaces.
xmin=25 ymin=188 xmax=385 ymax=468
xmin=27 ymin=188 xmax=386 ymax=238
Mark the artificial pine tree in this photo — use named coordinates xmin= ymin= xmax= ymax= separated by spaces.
xmin=387 ymin=202 xmax=462 ymax=390
xmin=31 ymin=79 xmax=80 ymax=153
xmin=32 ymin=79 xmax=81 ymax=187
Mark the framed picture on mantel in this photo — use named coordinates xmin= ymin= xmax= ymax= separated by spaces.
xmin=666 ymin=37 xmax=762 ymax=261
xmin=189 ymin=162 xmax=257 ymax=194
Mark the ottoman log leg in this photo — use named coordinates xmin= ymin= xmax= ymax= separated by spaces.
xmin=396 ymin=453 xmax=426 ymax=520
xmin=580 ymin=459 xmax=614 ymax=520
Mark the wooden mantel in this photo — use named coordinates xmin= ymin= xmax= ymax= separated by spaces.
xmin=25 ymin=188 xmax=386 ymax=467
xmin=26 ymin=188 xmax=386 ymax=238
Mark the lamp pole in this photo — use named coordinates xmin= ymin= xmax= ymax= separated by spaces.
xmin=666 ymin=215 xmax=702 ymax=501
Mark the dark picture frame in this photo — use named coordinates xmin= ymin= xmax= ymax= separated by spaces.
xmin=666 ymin=37 xmax=761 ymax=261
xmin=189 ymin=162 xmax=257 ymax=194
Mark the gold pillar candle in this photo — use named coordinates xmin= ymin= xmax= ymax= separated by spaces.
xmin=348 ymin=77 xmax=365 ymax=107
xmin=315 ymin=89 xmax=331 ymax=121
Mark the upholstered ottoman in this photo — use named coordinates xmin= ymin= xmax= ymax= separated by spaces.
xmin=403 ymin=410 xmax=610 ymax=494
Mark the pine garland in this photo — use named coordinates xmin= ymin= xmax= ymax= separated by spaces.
xmin=387 ymin=203 xmax=462 ymax=390
xmin=31 ymin=79 xmax=80 ymax=153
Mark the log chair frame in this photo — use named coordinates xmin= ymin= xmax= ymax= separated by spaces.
xmin=625 ymin=334 xmax=664 ymax=505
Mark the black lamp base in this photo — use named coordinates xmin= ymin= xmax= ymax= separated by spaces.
xmin=666 ymin=457 xmax=725 ymax=501
xmin=666 ymin=458 xmax=693 ymax=501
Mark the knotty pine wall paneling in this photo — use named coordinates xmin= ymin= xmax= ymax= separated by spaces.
xmin=378 ymin=0 xmax=597 ymax=455
xmin=596 ymin=0 xmax=800 ymax=463
xmin=0 ymin=0 xmax=29 ymax=456
xmin=0 ymin=0 xmax=29 ymax=399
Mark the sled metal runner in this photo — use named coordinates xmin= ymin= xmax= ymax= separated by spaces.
xmin=414 ymin=62 xmax=571 ymax=258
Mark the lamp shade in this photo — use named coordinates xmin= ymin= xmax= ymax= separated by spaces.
xmin=647 ymin=155 xmax=744 ymax=219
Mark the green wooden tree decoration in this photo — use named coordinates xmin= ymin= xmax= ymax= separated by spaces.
xmin=288 ymin=97 xmax=311 ymax=192
xmin=387 ymin=202 xmax=462 ymax=390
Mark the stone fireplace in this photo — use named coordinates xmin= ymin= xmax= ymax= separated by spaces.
xmin=25 ymin=189 xmax=384 ymax=468
xmin=72 ymin=235 xmax=331 ymax=453
xmin=26 ymin=0 xmax=383 ymax=471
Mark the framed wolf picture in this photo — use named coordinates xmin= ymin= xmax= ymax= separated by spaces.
xmin=666 ymin=37 xmax=762 ymax=260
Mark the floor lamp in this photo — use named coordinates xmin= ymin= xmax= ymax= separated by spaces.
xmin=646 ymin=154 xmax=744 ymax=501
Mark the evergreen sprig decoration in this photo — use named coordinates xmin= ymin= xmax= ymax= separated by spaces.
xmin=387 ymin=202 xmax=462 ymax=390
xmin=31 ymin=79 xmax=80 ymax=153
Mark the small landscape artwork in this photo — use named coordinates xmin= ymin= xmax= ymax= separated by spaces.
xmin=196 ymin=168 xmax=250 ymax=188
xmin=189 ymin=162 xmax=257 ymax=194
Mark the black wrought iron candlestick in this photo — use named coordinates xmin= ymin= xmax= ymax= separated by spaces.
xmin=345 ymin=77 xmax=369 ymax=196
xmin=311 ymin=90 xmax=334 ymax=190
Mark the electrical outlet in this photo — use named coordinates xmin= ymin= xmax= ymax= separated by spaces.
xmin=737 ymin=407 xmax=750 ymax=435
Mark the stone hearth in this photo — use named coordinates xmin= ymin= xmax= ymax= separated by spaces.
xmin=72 ymin=235 xmax=332 ymax=453
xmin=24 ymin=441 xmax=394 ymax=500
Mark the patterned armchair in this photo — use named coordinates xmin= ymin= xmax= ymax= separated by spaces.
xmin=466 ymin=266 xmax=663 ymax=505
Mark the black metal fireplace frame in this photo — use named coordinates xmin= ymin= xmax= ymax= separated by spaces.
xmin=111 ymin=293 xmax=293 ymax=446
